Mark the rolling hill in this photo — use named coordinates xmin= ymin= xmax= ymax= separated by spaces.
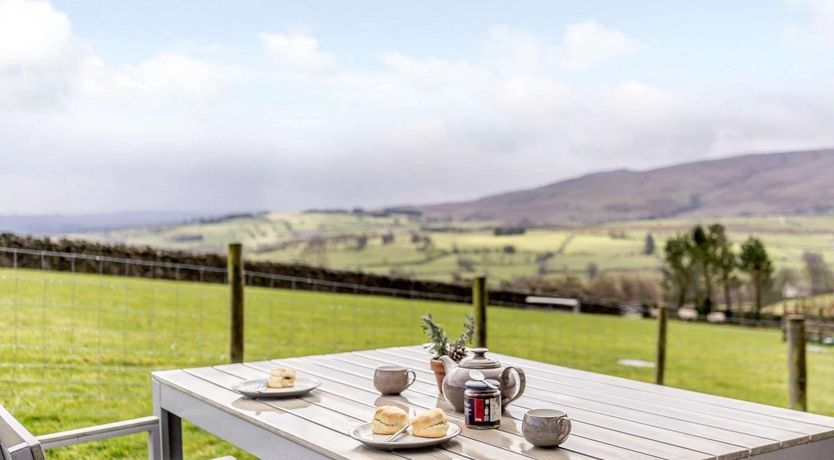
xmin=418 ymin=149 xmax=834 ymax=225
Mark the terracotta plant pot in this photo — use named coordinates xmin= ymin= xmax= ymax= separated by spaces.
xmin=430 ymin=358 xmax=446 ymax=395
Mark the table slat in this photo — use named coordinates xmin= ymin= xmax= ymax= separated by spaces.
xmin=295 ymin=355 xmax=704 ymax=459
xmin=274 ymin=357 xmax=660 ymax=460
xmin=377 ymin=347 xmax=807 ymax=452
xmin=481 ymin=349 xmax=834 ymax=430
xmin=183 ymin=366 xmax=474 ymax=460
xmin=345 ymin=350 xmax=750 ymax=460
xmin=154 ymin=370 xmax=402 ymax=460
xmin=258 ymin=360 xmax=602 ymax=460
xmin=218 ymin=363 xmax=534 ymax=460
xmin=152 ymin=345 xmax=834 ymax=460
xmin=479 ymin=350 xmax=832 ymax=439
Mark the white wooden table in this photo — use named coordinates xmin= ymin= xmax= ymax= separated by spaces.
xmin=152 ymin=346 xmax=834 ymax=459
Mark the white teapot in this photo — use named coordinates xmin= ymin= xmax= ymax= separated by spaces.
xmin=439 ymin=348 xmax=526 ymax=412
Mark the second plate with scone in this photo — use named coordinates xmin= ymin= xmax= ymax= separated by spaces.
xmin=232 ymin=367 xmax=321 ymax=399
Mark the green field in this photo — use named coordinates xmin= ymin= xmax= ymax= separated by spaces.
xmin=1 ymin=268 xmax=833 ymax=458
xmin=79 ymin=213 xmax=834 ymax=286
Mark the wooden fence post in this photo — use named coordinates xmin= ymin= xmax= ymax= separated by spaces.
xmin=817 ymin=308 xmax=824 ymax=344
xmin=655 ymin=306 xmax=667 ymax=386
xmin=228 ymin=243 xmax=244 ymax=363
xmin=786 ymin=315 xmax=807 ymax=411
xmin=473 ymin=276 xmax=487 ymax=348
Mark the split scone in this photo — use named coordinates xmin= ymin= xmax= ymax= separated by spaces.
xmin=411 ymin=408 xmax=449 ymax=438
xmin=371 ymin=406 xmax=408 ymax=435
xmin=267 ymin=367 xmax=296 ymax=388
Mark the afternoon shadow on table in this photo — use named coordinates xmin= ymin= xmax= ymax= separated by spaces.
xmin=231 ymin=393 xmax=323 ymax=414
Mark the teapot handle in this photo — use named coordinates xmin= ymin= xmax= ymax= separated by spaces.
xmin=501 ymin=366 xmax=526 ymax=405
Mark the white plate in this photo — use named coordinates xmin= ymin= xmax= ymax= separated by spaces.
xmin=232 ymin=377 xmax=321 ymax=398
xmin=349 ymin=422 xmax=461 ymax=450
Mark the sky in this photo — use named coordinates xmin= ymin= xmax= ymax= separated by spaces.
xmin=2 ymin=0 xmax=834 ymax=215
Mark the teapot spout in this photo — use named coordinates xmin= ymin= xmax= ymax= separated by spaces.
xmin=438 ymin=355 xmax=458 ymax=374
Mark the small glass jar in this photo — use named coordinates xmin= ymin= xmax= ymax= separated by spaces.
xmin=463 ymin=379 xmax=501 ymax=429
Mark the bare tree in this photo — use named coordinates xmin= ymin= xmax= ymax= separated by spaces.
xmin=803 ymin=251 xmax=834 ymax=295
xmin=644 ymin=233 xmax=655 ymax=255
xmin=711 ymin=224 xmax=736 ymax=311
xmin=739 ymin=237 xmax=774 ymax=319
xmin=586 ymin=262 xmax=599 ymax=280
xmin=664 ymin=234 xmax=692 ymax=308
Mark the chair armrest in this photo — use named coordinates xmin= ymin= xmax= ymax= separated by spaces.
xmin=37 ymin=416 xmax=159 ymax=450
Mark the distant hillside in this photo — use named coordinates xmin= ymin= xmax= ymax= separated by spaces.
xmin=0 ymin=211 xmax=200 ymax=235
xmin=418 ymin=149 xmax=834 ymax=225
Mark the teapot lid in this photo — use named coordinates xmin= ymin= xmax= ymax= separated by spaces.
xmin=459 ymin=348 xmax=500 ymax=369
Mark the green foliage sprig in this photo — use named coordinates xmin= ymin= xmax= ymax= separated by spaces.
xmin=421 ymin=313 xmax=475 ymax=360
xmin=450 ymin=314 xmax=475 ymax=351
xmin=421 ymin=313 xmax=450 ymax=358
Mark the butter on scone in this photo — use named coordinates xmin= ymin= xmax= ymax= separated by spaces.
xmin=267 ymin=367 xmax=296 ymax=388
xmin=371 ymin=406 xmax=408 ymax=435
xmin=411 ymin=408 xmax=448 ymax=438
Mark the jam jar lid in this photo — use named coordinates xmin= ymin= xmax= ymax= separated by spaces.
xmin=465 ymin=379 xmax=500 ymax=391
xmin=459 ymin=348 xmax=501 ymax=369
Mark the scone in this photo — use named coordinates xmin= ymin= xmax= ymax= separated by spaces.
xmin=267 ymin=368 xmax=296 ymax=388
xmin=411 ymin=408 xmax=449 ymax=438
xmin=371 ymin=406 xmax=408 ymax=435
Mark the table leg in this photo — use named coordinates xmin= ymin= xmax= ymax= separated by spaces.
xmin=159 ymin=410 xmax=182 ymax=460
xmin=153 ymin=380 xmax=183 ymax=460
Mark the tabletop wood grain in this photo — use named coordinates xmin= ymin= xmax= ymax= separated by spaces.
xmin=152 ymin=346 xmax=834 ymax=460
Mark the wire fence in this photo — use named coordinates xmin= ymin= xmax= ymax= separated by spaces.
xmin=0 ymin=247 xmax=833 ymax=458
xmin=506 ymin=302 xmax=831 ymax=408
xmin=0 ymin=247 xmax=478 ymax=458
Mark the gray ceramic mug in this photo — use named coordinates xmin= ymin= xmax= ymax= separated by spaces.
xmin=522 ymin=409 xmax=571 ymax=448
xmin=374 ymin=365 xmax=416 ymax=395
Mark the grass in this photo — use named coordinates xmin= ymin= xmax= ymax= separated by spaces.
xmin=430 ymin=230 xmax=572 ymax=252
xmin=1 ymin=268 xmax=833 ymax=458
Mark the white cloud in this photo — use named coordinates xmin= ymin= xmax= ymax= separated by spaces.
xmin=482 ymin=26 xmax=556 ymax=75
xmin=260 ymin=32 xmax=335 ymax=72
xmin=80 ymin=53 xmax=240 ymax=101
xmin=0 ymin=0 xmax=94 ymax=108
xmin=0 ymin=0 xmax=236 ymax=107
xmin=784 ymin=0 xmax=834 ymax=47
xmin=2 ymin=5 xmax=834 ymax=214
xmin=0 ymin=0 xmax=79 ymax=71
xmin=560 ymin=20 xmax=640 ymax=71
xmin=481 ymin=22 xmax=639 ymax=74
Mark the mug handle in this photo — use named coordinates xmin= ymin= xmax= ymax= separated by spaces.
xmin=501 ymin=366 xmax=526 ymax=405
xmin=556 ymin=417 xmax=572 ymax=445
xmin=405 ymin=370 xmax=417 ymax=389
